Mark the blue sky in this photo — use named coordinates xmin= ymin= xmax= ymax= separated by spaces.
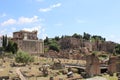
xmin=0 ymin=0 xmax=120 ymax=43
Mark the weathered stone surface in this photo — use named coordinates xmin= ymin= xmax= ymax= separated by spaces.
xmin=108 ymin=56 xmax=117 ymax=74
xmin=84 ymin=42 xmax=92 ymax=52
xmin=86 ymin=54 xmax=100 ymax=76
xmin=81 ymin=47 xmax=89 ymax=54
xmin=17 ymin=40 xmax=44 ymax=55
xmin=12 ymin=30 xmax=44 ymax=55
xmin=52 ymin=61 xmax=64 ymax=70
xmin=116 ymin=56 xmax=120 ymax=72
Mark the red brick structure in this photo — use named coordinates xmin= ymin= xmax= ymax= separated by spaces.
xmin=86 ymin=54 xmax=100 ymax=76
xmin=12 ymin=30 xmax=44 ymax=55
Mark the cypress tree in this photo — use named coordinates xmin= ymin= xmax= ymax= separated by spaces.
xmin=2 ymin=35 xmax=7 ymax=50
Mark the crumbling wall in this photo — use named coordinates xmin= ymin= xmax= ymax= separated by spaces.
xmin=17 ymin=40 xmax=44 ymax=55
xmin=86 ymin=54 xmax=100 ymax=76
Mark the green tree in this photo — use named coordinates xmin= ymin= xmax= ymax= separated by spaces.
xmin=6 ymin=40 xmax=18 ymax=54
xmin=6 ymin=40 xmax=13 ymax=52
xmin=49 ymin=43 xmax=60 ymax=52
xmin=2 ymin=35 xmax=7 ymax=49
xmin=44 ymin=37 xmax=50 ymax=45
xmin=72 ymin=33 xmax=82 ymax=39
xmin=55 ymin=36 xmax=60 ymax=41
xmin=15 ymin=51 xmax=34 ymax=64
xmin=49 ymin=39 xmax=60 ymax=52
xmin=12 ymin=42 xmax=18 ymax=54
xmin=83 ymin=32 xmax=91 ymax=40
xmin=115 ymin=44 xmax=120 ymax=54
xmin=92 ymin=35 xmax=106 ymax=41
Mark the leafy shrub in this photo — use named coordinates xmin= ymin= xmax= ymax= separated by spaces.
xmin=15 ymin=51 xmax=34 ymax=64
xmin=49 ymin=43 xmax=60 ymax=52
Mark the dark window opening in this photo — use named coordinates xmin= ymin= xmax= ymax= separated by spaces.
xmin=101 ymin=68 xmax=108 ymax=73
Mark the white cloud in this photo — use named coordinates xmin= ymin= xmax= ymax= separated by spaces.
xmin=0 ymin=29 xmax=7 ymax=36
xmin=0 ymin=16 xmax=40 ymax=26
xmin=52 ymin=3 xmax=61 ymax=8
xmin=39 ymin=8 xmax=51 ymax=12
xmin=22 ymin=26 xmax=47 ymax=39
xmin=7 ymin=32 xmax=13 ymax=37
xmin=40 ymin=28 xmax=47 ymax=39
xmin=23 ymin=26 xmax=42 ymax=32
xmin=39 ymin=3 xmax=61 ymax=12
xmin=42 ymin=33 xmax=47 ymax=40
xmin=11 ymin=27 xmax=16 ymax=31
xmin=109 ymin=35 xmax=115 ymax=39
xmin=0 ymin=15 xmax=46 ymax=39
xmin=1 ymin=19 xmax=16 ymax=26
xmin=18 ymin=16 xmax=38 ymax=24
xmin=107 ymin=34 xmax=120 ymax=43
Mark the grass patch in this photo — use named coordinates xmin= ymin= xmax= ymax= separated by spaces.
xmin=102 ymin=73 xmax=118 ymax=80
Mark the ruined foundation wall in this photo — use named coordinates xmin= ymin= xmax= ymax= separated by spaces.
xmin=16 ymin=40 xmax=44 ymax=55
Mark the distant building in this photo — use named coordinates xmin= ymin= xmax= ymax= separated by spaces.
xmin=0 ymin=37 xmax=2 ymax=47
xmin=12 ymin=30 xmax=44 ymax=55
xmin=13 ymin=30 xmax=38 ymax=40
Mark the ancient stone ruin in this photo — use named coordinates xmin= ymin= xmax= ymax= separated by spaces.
xmin=116 ymin=56 xmax=120 ymax=80
xmin=12 ymin=30 xmax=44 ymax=55
xmin=116 ymin=56 xmax=120 ymax=73
xmin=86 ymin=54 xmax=100 ymax=77
xmin=108 ymin=56 xmax=117 ymax=74
xmin=52 ymin=60 xmax=64 ymax=70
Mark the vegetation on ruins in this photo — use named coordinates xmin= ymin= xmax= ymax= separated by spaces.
xmin=44 ymin=32 xmax=118 ymax=56
xmin=83 ymin=32 xmax=91 ymax=40
xmin=115 ymin=44 xmax=120 ymax=54
xmin=6 ymin=40 xmax=18 ymax=54
xmin=49 ymin=43 xmax=60 ymax=52
xmin=0 ymin=34 xmax=119 ymax=80
xmin=44 ymin=37 xmax=49 ymax=45
xmin=72 ymin=33 xmax=82 ymax=39
xmin=44 ymin=37 xmax=60 ymax=52
xmin=91 ymin=35 xmax=106 ymax=42
xmin=15 ymin=51 xmax=34 ymax=64
xmin=1 ymin=35 xmax=18 ymax=56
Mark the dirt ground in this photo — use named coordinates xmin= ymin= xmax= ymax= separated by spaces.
xmin=0 ymin=57 xmax=118 ymax=80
